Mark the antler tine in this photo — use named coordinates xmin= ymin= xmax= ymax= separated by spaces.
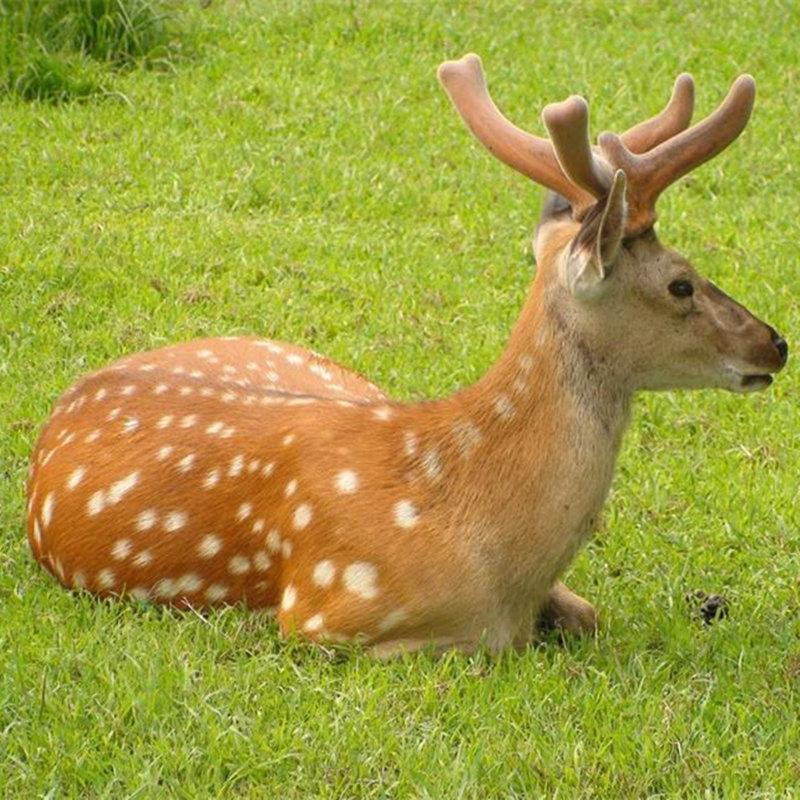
xmin=599 ymin=74 xmax=756 ymax=235
xmin=438 ymin=54 xmax=597 ymax=213
xmin=542 ymin=95 xmax=612 ymax=199
xmin=620 ymin=73 xmax=695 ymax=154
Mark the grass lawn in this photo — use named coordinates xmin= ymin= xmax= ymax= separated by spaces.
xmin=2 ymin=1 xmax=800 ymax=796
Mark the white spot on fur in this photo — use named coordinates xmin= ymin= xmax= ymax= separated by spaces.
xmin=154 ymin=384 xmax=169 ymax=395
xmin=266 ymin=528 xmax=281 ymax=553
xmin=94 ymin=388 xmax=107 ymax=401
xmin=312 ymin=560 xmax=336 ymax=588
xmin=198 ymin=534 xmax=222 ymax=558
xmin=281 ymin=583 xmax=297 ymax=611
xmin=285 ymin=479 xmax=298 ymax=497
xmin=372 ymin=406 xmax=392 ymax=421
xmin=378 ymin=608 xmax=408 ymax=634
xmin=136 ymin=509 xmax=157 ymax=531
xmin=343 ymin=562 xmax=379 ymax=599
xmin=206 ymin=421 xmax=224 ymax=435
xmin=228 ymin=554 xmax=251 ymax=575
xmin=85 ymin=429 xmax=101 ymax=443
xmin=229 ymin=454 xmax=244 ymax=478
xmin=281 ymin=540 xmax=293 ymax=558
xmin=494 ymin=394 xmax=515 ymax=420
xmin=292 ymin=503 xmax=312 ymax=531
xmin=404 ymin=431 xmax=418 ymax=457
xmin=248 ymin=459 xmax=260 ymax=473
xmin=236 ymin=502 xmax=253 ymax=521
xmin=262 ymin=462 xmax=275 ymax=478
xmin=87 ymin=491 xmax=106 ymax=516
xmin=177 ymin=573 xmax=203 ymax=593
xmin=179 ymin=414 xmax=198 ymax=428
xmin=96 ymin=569 xmax=115 ymax=590
xmin=335 ymin=470 xmax=359 ymax=494
xmin=282 ymin=434 xmax=295 ymax=446
xmin=202 ymin=469 xmax=220 ymax=490
xmin=153 ymin=578 xmax=178 ymax=599
xmin=303 ymin=614 xmax=324 ymax=633
xmin=163 ymin=510 xmax=187 ymax=532
xmin=107 ymin=471 xmax=139 ymax=505
xmin=177 ymin=453 xmax=196 ymax=473
xmin=422 ymin=449 xmax=442 ymax=481
xmin=66 ymin=466 xmax=86 ymax=490
xmin=156 ymin=415 xmax=173 ymax=429
xmin=309 ymin=363 xmax=332 ymax=381
xmin=205 ymin=584 xmax=228 ymax=602
xmin=129 ymin=586 xmax=149 ymax=601
xmin=286 ymin=353 xmax=304 ymax=366
xmin=133 ymin=550 xmax=153 ymax=568
xmin=253 ymin=551 xmax=271 ymax=571
xmin=452 ymin=421 xmax=482 ymax=456
xmin=41 ymin=493 xmax=55 ymax=528
xmin=393 ymin=500 xmax=419 ymax=528
xmin=252 ymin=518 xmax=265 ymax=534
xmin=111 ymin=539 xmax=132 ymax=561
xmin=157 ymin=445 xmax=174 ymax=462
xmin=107 ymin=407 xmax=122 ymax=421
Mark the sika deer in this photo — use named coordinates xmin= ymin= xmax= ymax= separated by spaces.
xmin=26 ymin=55 xmax=787 ymax=655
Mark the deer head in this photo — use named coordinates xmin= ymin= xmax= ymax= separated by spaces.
xmin=438 ymin=55 xmax=787 ymax=394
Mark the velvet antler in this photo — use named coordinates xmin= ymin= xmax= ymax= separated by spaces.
xmin=438 ymin=55 xmax=755 ymax=236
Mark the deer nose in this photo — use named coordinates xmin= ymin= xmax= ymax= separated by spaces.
xmin=772 ymin=331 xmax=788 ymax=365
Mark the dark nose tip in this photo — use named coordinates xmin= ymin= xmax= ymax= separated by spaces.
xmin=772 ymin=331 xmax=788 ymax=364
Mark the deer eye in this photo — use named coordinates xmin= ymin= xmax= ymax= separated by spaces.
xmin=668 ymin=279 xmax=694 ymax=298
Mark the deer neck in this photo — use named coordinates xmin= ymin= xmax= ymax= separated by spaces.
xmin=424 ymin=267 xmax=633 ymax=597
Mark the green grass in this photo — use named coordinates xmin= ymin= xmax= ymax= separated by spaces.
xmin=2 ymin=1 xmax=800 ymax=796
xmin=0 ymin=0 xmax=184 ymax=102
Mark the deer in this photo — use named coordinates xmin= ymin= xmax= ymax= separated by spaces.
xmin=25 ymin=55 xmax=788 ymax=657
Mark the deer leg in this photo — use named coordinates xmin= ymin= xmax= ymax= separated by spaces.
xmin=537 ymin=582 xmax=597 ymax=635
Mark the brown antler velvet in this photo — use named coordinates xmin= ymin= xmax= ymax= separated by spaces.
xmin=438 ymin=55 xmax=755 ymax=237
xmin=437 ymin=54 xmax=599 ymax=217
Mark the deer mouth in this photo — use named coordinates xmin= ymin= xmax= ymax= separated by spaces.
xmin=737 ymin=373 xmax=773 ymax=392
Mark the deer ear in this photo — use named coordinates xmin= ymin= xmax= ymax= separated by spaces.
xmin=562 ymin=170 xmax=627 ymax=301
